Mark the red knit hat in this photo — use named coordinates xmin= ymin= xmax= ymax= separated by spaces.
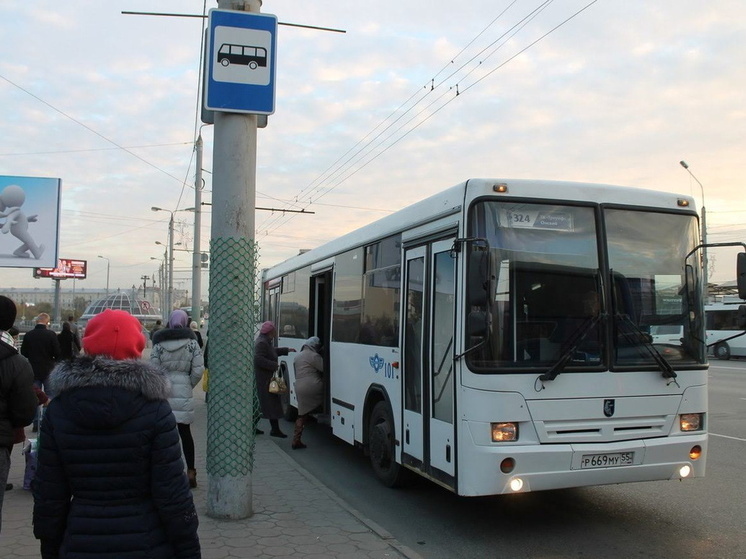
xmin=83 ymin=309 xmax=146 ymax=360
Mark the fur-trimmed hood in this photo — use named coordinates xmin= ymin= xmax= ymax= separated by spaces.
xmin=47 ymin=356 xmax=172 ymax=431
xmin=49 ymin=355 xmax=170 ymax=400
xmin=151 ymin=326 xmax=196 ymax=345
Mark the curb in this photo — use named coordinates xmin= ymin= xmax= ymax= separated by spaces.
xmin=265 ymin=439 xmax=425 ymax=559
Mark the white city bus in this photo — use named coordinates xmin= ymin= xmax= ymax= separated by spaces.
xmin=261 ymin=178 xmax=745 ymax=496
xmin=705 ymin=300 xmax=746 ymax=360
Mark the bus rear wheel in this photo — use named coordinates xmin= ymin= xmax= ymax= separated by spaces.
xmin=368 ymin=401 xmax=407 ymax=487
xmin=715 ymin=342 xmax=731 ymax=360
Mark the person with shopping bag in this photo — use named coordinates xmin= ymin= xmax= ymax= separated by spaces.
xmin=253 ymin=321 xmax=295 ymax=438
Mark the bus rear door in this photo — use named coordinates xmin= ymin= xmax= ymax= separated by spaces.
xmin=402 ymin=238 xmax=457 ymax=486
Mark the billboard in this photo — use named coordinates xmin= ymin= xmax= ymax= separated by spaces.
xmin=0 ymin=175 xmax=61 ymax=268
xmin=34 ymin=258 xmax=87 ymax=279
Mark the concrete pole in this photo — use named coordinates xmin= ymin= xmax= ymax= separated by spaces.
xmin=168 ymin=212 xmax=175 ymax=317
xmin=206 ymin=0 xmax=262 ymax=519
xmin=161 ymin=252 xmax=167 ymax=320
xmin=192 ymin=134 xmax=203 ymax=326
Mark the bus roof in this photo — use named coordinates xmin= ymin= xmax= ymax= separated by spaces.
xmin=261 ymin=178 xmax=696 ymax=280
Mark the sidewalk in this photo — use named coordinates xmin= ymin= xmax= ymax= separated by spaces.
xmin=1 ymin=384 xmax=422 ymax=559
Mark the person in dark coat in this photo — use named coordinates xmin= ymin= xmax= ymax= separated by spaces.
xmin=21 ymin=313 xmax=62 ymax=393
xmin=32 ymin=309 xmax=200 ymax=559
xmin=254 ymin=321 xmax=295 ymax=438
xmin=0 ymin=295 xmax=38 ymax=533
xmin=56 ymin=321 xmax=81 ymax=360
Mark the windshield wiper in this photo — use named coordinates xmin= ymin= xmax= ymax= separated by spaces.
xmin=538 ymin=314 xmax=604 ymax=383
xmin=616 ymin=314 xmax=678 ymax=383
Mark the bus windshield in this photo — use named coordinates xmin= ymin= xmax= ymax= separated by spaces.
xmin=466 ymin=200 xmax=704 ymax=372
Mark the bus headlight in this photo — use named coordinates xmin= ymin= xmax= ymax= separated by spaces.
xmin=491 ymin=422 xmax=518 ymax=442
xmin=680 ymin=413 xmax=703 ymax=432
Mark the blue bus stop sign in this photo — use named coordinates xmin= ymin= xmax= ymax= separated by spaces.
xmin=205 ymin=10 xmax=278 ymax=115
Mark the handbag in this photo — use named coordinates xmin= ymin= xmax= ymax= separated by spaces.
xmin=268 ymin=369 xmax=288 ymax=394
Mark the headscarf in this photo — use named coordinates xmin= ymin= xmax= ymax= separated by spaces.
xmin=168 ymin=309 xmax=189 ymax=329
xmin=303 ymin=336 xmax=321 ymax=352
xmin=259 ymin=321 xmax=275 ymax=335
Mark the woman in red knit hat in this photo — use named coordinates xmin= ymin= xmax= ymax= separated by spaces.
xmin=32 ymin=309 xmax=200 ymax=559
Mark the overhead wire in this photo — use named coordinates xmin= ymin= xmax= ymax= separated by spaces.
xmin=0 ymin=73 xmax=189 ymax=187
xmin=258 ymin=0 xmax=598 ymax=238
xmin=256 ymin=0 xmax=529 ymax=235
xmin=171 ymin=0 xmax=209 ymax=212
xmin=0 ymin=142 xmax=192 ymax=157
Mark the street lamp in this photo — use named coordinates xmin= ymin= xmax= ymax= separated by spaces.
xmin=97 ymin=255 xmax=110 ymax=295
xmin=679 ymin=160 xmax=708 ymax=300
xmin=22 ymin=302 xmax=35 ymax=321
xmin=152 ymin=207 xmax=176 ymax=316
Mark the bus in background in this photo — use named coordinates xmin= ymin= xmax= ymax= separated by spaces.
xmin=705 ymin=299 xmax=746 ymax=360
xmin=261 ymin=178 xmax=746 ymax=497
xmin=650 ymin=324 xmax=683 ymax=345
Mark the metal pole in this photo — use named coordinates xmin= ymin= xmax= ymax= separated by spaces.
xmin=192 ymin=134 xmax=203 ymax=326
xmin=207 ymin=0 xmax=261 ymax=520
xmin=53 ymin=279 xmax=61 ymax=324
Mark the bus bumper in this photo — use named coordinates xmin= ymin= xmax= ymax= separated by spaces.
xmin=457 ymin=433 xmax=707 ymax=496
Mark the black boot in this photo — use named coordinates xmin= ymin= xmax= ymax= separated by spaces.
xmin=269 ymin=419 xmax=287 ymax=438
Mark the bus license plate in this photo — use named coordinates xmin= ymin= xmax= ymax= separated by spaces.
xmin=580 ymin=452 xmax=634 ymax=469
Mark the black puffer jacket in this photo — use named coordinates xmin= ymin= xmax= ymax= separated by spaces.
xmin=32 ymin=356 xmax=200 ymax=559
xmin=0 ymin=338 xmax=37 ymax=449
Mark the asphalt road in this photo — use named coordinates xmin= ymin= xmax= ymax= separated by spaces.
xmin=275 ymin=360 xmax=746 ymax=559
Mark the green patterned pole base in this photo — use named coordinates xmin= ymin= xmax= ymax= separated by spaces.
xmin=206 ymin=236 xmax=260 ymax=519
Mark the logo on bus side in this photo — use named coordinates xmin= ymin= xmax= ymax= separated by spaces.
xmin=603 ymin=399 xmax=615 ymax=417
xmin=369 ymin=354 xmax=395 ymax=379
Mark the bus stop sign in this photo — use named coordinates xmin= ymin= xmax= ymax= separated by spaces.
xmin=205 ymin=9 xmax=278 ymax=115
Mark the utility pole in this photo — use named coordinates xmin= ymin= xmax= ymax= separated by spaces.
xmin=206 ymin=0 xmax=262 ymax=519
xmin=141 ymin=275 xmax=149 ymax=298
xmin=192 ymin=134 xmax=203 ymax=326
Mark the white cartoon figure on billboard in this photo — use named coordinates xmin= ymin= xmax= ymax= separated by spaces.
xmin=0 ymin=184 xmax=45 ymax=259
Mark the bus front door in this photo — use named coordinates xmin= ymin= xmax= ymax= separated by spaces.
xmin=402 ymin=238 xmax=456 ymax=485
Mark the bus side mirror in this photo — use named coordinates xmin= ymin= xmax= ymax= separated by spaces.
xmin=468 ymin=310 xmax=488 ymax=337
xmin=738 ymin=305 xmax=746 ymax=330
xmin=737 ymin=253 xmax=746 ymax=300
xmin=469 ymin=251 xmax=490 ymax=307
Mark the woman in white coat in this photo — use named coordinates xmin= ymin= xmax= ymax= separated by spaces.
xmin=151 ymin=309 xmax=204 ymax=487
xmin=292 ymin=337 xmax=324 ymax=449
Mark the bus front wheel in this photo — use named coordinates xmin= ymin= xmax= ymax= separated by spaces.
xmin=715 ymin=342 xmax=731 ymax=360
xmin=368 ymin=401 xmax=407 ymax=487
